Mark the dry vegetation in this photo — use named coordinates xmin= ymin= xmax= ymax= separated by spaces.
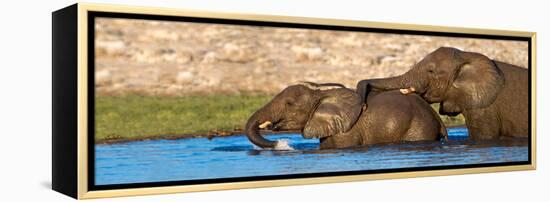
xmin=95 ymin=18 xmax=528 ymax=96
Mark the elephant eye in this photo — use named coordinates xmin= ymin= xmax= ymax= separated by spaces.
xmin=286 ymin=101 xmax=294 ymax=106
xmin=427 ymin=63 xmax=436 ymax=73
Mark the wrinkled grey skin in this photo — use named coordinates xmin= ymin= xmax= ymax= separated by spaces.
xmin=357 ymin=47 xmax=528 ymax=140
xmin=245 ymin=82 xmax=446 ymax=149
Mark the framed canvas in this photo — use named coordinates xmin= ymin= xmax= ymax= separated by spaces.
xmin=52 ymin=3 xmax=536 ymax=199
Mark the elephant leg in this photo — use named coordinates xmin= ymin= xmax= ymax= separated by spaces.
xmin=462 ymin=107 xmax=500 ymax=140
xmin=319 ymin=137 xmax=335 ymax=149
xmin=430 ymin=105 xmax=448 ymax=141
xmin=320 ymin=132 xmax=362 ymax=149
xmin=356 ymin=80 xmax=370 ymax=104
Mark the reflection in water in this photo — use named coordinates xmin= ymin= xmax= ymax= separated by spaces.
xmin=95 ymin=127 xmax=528 ymax=185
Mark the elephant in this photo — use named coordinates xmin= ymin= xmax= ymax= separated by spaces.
xmin=356 ymin=47 xmax=528 ymax=140
xmin=244 ymin=82 xmax=447 ymax=149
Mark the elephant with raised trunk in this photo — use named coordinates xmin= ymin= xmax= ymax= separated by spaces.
xmin=357 ymin=47 xmax=528 ymax=140
xmin=245 ymin=82 xmax=447 ymax=149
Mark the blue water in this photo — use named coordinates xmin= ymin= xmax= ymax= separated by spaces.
xmin=95 ymin=127 xmax=528 ymax=185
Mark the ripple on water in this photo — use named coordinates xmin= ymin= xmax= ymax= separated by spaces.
xmin=95 ymin=127 xmax=529 ymax=185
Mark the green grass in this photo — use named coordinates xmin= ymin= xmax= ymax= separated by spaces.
xmin=431 ymin=103 xmax=466 ymax=127
xmin=95 ymin=94 xmax=272 ymax=142
xmin=95 ymin=95 xmax=465 ymax=142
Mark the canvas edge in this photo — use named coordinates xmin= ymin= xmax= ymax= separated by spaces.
xmin=530 ymin=32 xmax=536 ymax=170
xmin=69 ymin=3 xmax=537 ymax=199
xmin=51 ymin=3 xmax=79 ymax=199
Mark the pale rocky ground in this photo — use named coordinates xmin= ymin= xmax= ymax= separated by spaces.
xmin=95 ymin=18 xmax=528 ymax=96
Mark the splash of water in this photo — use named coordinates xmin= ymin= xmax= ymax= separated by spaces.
xmin=252 ymin=139 xmax=295 ymax=150
xmin=274 ymin=139 xmax=294 ymax=150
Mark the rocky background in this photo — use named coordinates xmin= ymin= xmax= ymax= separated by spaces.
xmin=95 ymin=18 xmax=528 ymax=96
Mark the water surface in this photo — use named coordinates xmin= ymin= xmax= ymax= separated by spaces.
xmin=95 ymin=127 xmax=528 ymax=185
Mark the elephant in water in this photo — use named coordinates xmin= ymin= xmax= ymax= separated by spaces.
xmin=245 ymin=82 xmax=447 ymax=149
xmin=357 ymin=47 xmax=528 ymax=140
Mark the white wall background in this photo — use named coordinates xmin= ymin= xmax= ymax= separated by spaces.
xmin=0 ymin=0 xmax=547 ymax=201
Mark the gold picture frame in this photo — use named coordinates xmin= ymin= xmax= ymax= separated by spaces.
xmin=52 ymin=3 xmax=536 ymax=199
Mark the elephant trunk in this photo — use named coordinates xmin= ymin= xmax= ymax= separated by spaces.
xmin=244 ymin=109 xmax=278 ymax=149
xmin=369 ymin=69 xmax=426 ymax=92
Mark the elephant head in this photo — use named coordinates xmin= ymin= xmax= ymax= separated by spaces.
xmin=361 ymin=47 xmax=504 ymax=116
xmin=245 ymin=82 xmax=364 ymax=149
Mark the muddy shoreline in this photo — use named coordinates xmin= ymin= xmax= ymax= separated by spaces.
xmin=95 ymin=129 xmax=303 ymax=144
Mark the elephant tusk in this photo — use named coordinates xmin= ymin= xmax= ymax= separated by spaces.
xmin=400 ymin=87 xmax=416 ymax=94
xmin=258 ymin=121 xmax=273 ymax=129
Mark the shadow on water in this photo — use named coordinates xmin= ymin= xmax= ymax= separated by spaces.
xmin=387 ymin=138 xmax=528 ymax=152
xmin=211 ymin=134 xmax=528 ymax=156
xmin=243 ymin=146 xmax=371 ymax=156
xmin=211 ymin=145 xmax=252 ymax=152
xmin=212 ymin=142 xmax=378 ymax=156
xmin=211 ymin=142 xmax=319 ymax=152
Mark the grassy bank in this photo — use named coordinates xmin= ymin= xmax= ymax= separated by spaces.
xmin=95 ymin=95 xmax=272 ymax=143
xmin=431 ymin=103 xmax=466 ymax=127
xmin=95 ymin=95 xmax=465 ymax=143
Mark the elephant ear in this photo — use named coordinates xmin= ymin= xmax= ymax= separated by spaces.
xmin=450 ymin=51 xmax=505 ymax=110
xmin=303 ymin=88 xmax=363 ymax=139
